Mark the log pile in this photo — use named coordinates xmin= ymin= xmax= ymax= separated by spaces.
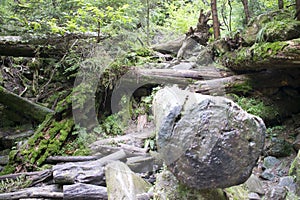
xmin=0 ymin=147 xmax=158 ymax=200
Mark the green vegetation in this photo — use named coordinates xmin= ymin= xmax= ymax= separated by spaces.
xmin=0 ymin=175 xmax=31 ymax=193
xmin=233 ymin=95 xmax=279 ymax=121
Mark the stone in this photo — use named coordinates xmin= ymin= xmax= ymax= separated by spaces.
xmin=266 ymin=137 xmax=293 ymax=157
xmin=263 ymin=156 xmax=281 ymax=169
xmin=248 ymin=192 xmax=261 ymax=200
xmin=153 ymin=86 xmax=266 ymax=189
xmin=153 ymin=169 xmax=227 ymax=200
xmin=0 ymin=155 xmax=9 ymax=165
xmin=177 ymin=37 xmax=203 ymax=60
xmin=278 ymin=176 xmax=297 ymax=193
xmin=265 ymin=186 xmax=287 ymax=200
xmin=260 ymin=169 xmax=275 ymax=181
xmin=171 ymin=62 xmax=194 ymax=70
xmin=105 ymin=161 xmax=151 ymax=200
xmin=245 ymin=174 xmax=265 ymax=195
xmin=293 ymin=134 xmax=300 ymax=151
xmin=289 ymin=150 xmax=300 ymax=195
xmin=152 ymin=35 xmax=185 ymax=55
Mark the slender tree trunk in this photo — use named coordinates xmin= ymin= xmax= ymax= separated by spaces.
xmin=296 ymin=0 xmax=300 ymax=20
xmin=241 ymin=0 xmax=250 ymax=25
xmin=146 ymin=0 xmax=150 ymax=45
xmin=211 ymin=0 xmax=220 ymax=39
xmin=278 ymin=0 xmax=284 ymax=9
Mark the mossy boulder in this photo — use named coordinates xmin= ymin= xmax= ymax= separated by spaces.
xmin=289 ymin=150 xmax=300 ymax=195
xmin=244 ymin=10 xmax=300 ymax=45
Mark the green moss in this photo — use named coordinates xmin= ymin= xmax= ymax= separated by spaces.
xmin=228 ymin=81 xmax=253 ymax=95
xmin=225 ymin=185 xmax=249 ymax=200
xmin=233 ymin=96 xmax=279 ymax=121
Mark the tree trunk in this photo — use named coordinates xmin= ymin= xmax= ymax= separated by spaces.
xmin=211 ymin=0 xmax=220 ymax=39
xmin=278 ymin=0 xmax=284 ymax=9
xmin=241 ymin=0 xmax=251 ymax=24
xmin=296 ymin=0 xmax=300 ymax=20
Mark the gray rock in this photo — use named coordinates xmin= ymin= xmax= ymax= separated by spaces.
xmin=266 ymin=137 xmax=293 ymax=157
xmin=245 ymin=174 xmax=265 ymax=195
xmin=177 ymin=37 xmax=203 ymax=60
xmin=105 ymin=161 xmax=151 ymax=200
xmin=278 ymin=176 xmax=297 ymax=193
xmin=248 ymin=192 xmax=261 ymax=200
xmin=153 ymin=86 xmax=266 ymax=189
xmin=293 ymin=134 xmax=300 ymax=151
xmin=0 ymin=155 xmax=9 ymax=165
xmin=260 ymin=169 xmax=275 ymax=181
xmin=263 ymin=156 xmax=281 ymax=169
xmin=171 ymin=62 xmax=194 ymax=70
xmin=152 ymin=35 xmax=185 ymax=55
xmin=265 ymin=186 xmax=287 ymax=200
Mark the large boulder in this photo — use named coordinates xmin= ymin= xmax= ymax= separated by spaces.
xmin=153 ymin=86 xmax=266 ymax=189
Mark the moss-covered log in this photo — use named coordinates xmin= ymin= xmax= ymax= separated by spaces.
xmin=0 ymin=86 xmax=54 ymax=123
xmin=222 ymin=38 xmax=300 ymax=71
xmin=1 ymin=95 xmax=74 ymax=174
xmin=0 ymin=33 xmax=108 ymax=58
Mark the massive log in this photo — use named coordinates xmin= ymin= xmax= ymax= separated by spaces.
xmin=0 ymin=33 xmax=108 ymax=57
xmin=222 ymin=38 xmax=300 ymax=71
xmin=0 ymin=85 xmax=54 ymax=122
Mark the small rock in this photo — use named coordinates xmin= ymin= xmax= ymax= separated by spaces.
xmin=248 ymin=192 xmax=261 ymax=200
xmin=263 ymin=156 xmax=281 ymax=169
xmin=0 ymin=155 xmax=9 ymax=165
xmin=266 ymin=137 xmax=293 ymax=157
xmin=260 ymin=169 xmax=275 ymax=181
xmin=265 ymin=186 xmax=287 ymax=200
xmin=171 ymin=62 xmax=194 ymax=70
xmin=245 ymin=174 xmax=265 ymax=194
xmin=293 ymin=134 xmax=300 ymax=151
xmin=278 ymin=176 xmax=297 ymax=193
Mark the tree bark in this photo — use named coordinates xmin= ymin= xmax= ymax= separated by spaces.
xmin=241 ymin=0 xmax=251 ymax=24
xmin=278 ymin=0 xmax=284 ymax=9
xmin=211 ymin=0 xmax=221 ymax=39
xmin=296 ymin=0 xmax=300 ymax=20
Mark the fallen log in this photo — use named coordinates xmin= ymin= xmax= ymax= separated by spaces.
xmin=46 ymin=155 xmax=101 ymax=164
xmin=0 ymin=86 xmax=54 ymax=122
xmin=189 ymin=69 xmax=300 ymax=95
xmin=0 ymin=184 xmax=62 ymax=200
xmin=52 ymin=149 xmax=126 ymax=185
xmin=222 ymin=38 xmax=300 ymax=70
xmin=63 ymin=183 xmax=108 ymax=200
xmin=0 ymin=33 xmax=109 ymax=58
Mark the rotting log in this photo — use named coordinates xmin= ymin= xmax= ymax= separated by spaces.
xmin=0 ymin=33 xmax=109 ymax=58
xmin=0 ymin=86 xmax=54 ymax=122
xmin=46 ymin=155 xmax=102 ymax=164
xmin=63 ymin=183 xmax=108 ymax=200
xmin=0 ymin=184 xmax=62 ymax=200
